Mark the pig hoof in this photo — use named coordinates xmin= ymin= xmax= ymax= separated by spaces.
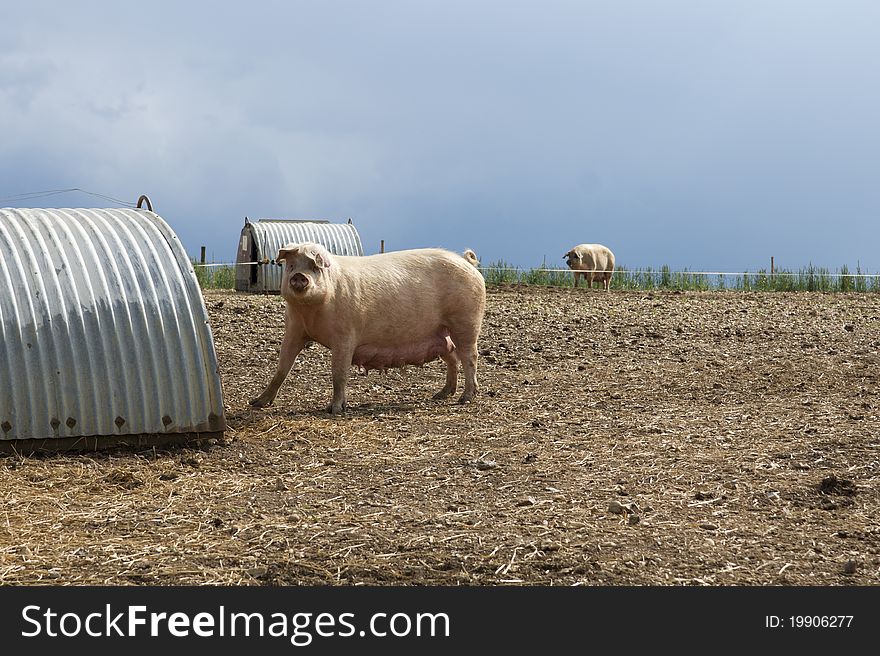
xmin=457 ymin=391 xmax=475 ymax=404
xmin=249 ymin=396 xmax=272 ymax=408
xmin=327 ymin=402 xmax=347 ymax=415
xmin=433 ymin=388 xmax=454 ymax=400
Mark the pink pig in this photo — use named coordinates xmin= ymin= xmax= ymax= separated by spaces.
xmin=250 ymin=243 xmax=487 ymax=415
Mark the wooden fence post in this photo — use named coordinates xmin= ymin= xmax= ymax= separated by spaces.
xmin=200 ymin=246 xmax=206 ymax=265
xmin=380 ymin=240 xmax=385 ymax=253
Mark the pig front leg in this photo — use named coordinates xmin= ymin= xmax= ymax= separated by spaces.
xmin=328 ymin=343 xmax=356 ymax=415
xmin=250 ymin=322 xmax=308 ymax=408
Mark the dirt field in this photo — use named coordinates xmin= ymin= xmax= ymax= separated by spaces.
xmin=1 ymin=286 xmax=878 ymax=585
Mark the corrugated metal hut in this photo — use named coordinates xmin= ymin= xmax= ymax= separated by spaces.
xmin=0 ymin=199 xmax=226 ymax=452
xmin=235 ymin=218 xmax=364 ymax=293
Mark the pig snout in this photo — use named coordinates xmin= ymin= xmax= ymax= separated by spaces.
xmin=290 ymin=272 xmax=310 ymax=292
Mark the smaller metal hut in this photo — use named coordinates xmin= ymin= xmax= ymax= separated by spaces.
xmin=235 ymin=218 xmax=364 ymax=293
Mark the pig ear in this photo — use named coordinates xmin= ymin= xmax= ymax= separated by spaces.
xmin=311 ymin=250 xmax=332 ymax=269
xmin=275 ymin=245 xmax=297 ymax=265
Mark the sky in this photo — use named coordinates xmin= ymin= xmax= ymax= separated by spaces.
xmin=2 ymin=1 xmax=879 ymax=272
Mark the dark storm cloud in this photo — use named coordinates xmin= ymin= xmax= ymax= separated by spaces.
xmin=2 ymin=1 xmax=879 ymax=271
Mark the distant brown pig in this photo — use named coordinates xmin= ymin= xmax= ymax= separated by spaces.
xmin=249 ymin=242 xmax=487 ymax=415
xmin=564 ymin=243 xmax=615 ymax=291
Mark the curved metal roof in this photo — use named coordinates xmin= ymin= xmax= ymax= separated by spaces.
xmin=243 ymin=219 xmax=364 ymax=292
xmin=0 ymin=207 xmax=225 ymax=442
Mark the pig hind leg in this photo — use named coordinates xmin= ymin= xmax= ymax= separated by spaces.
xmin=433 ymin=352 xmax=459 ymax=400
xmin=456 ymin=341 xmax=479 ymax=403
xmin=449 ymin=322 xmax=480 ymax=403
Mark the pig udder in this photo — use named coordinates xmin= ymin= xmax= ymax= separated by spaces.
xmin=352 ymin=329 xmax=456 ymax=372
